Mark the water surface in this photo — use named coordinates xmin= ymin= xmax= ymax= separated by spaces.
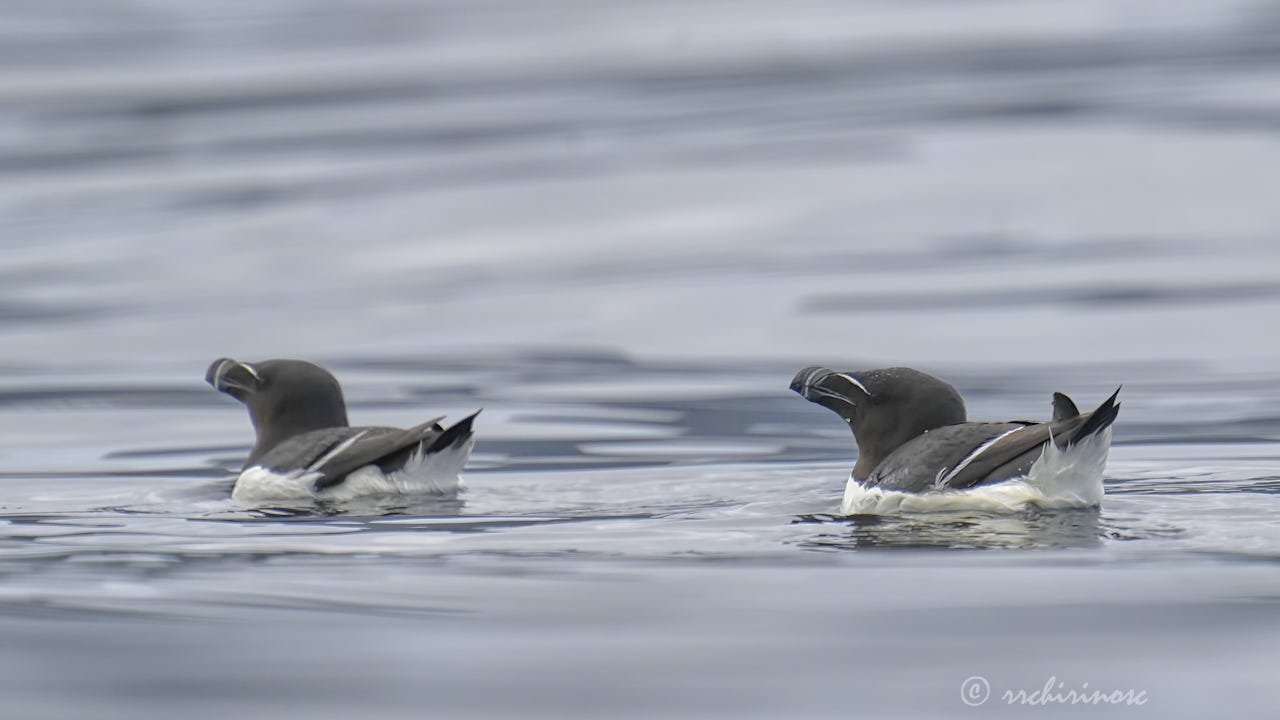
xmin=3 ymin=1 xmax=1280 ymax=718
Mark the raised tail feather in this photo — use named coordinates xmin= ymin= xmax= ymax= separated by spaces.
xmin=1066 ymin=387 xmax=1121 ymax=446
xmin=427 ymin=410 xmax=481 ymax=454
xmin=1051 ymin=392 xmax=1080 ymax=421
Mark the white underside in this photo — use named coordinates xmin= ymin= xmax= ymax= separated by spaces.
xmin=840 ymin=428 xmax=1111 ymax=516
xmin=231 ymin=437 xmax=475 ymax=504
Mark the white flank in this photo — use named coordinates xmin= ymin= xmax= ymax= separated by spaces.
xmin=231 ymin=436 xmax=475 ymax=505
xmin=231 ymin=466 xmax=318 ymax=502
xmin=321 ymin=436 xmax=475 ymax=502
xmin=836 ymin=373 xmax=871 ymax=396
xmin=840 ymin=427 xmax=1112 ymax=516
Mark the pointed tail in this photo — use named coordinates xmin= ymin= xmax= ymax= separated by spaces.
xmin=1067 ymin=387 xmax=1121 ymax=446
xmin=426 ymin=410 xmax=481 ymax=454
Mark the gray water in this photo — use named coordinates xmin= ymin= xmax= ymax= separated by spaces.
xmin=3 ymin=1 xmax=1280 ymax=718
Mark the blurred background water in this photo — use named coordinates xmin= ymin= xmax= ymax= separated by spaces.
xmin=2 ymin=1 xmax=1280 ymax=718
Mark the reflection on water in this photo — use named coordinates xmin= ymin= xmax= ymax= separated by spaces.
xmin=797 ymin=508 xmax=1104 ymax=551
xmin=1 ymin=355 xmax=1279 ymax=717
xmin=0 ymin=350 xmax=1275 ymax=563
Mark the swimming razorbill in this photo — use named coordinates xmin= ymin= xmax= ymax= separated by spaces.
xmin=206 ymin=357 xmax=479 ymax=503
xmin=790 ymin=366 xmax=1120 ymax=514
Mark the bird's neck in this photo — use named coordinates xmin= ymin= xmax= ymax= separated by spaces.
xmin=243 ymin=410 xmax=348 ymax=468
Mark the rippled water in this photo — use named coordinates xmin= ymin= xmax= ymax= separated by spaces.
xmin=3 ymin=1 xmax=1280 ymax=718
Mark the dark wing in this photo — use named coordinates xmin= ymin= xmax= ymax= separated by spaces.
xmin=866 ymin=422 xmax=1026 ymax=492
xmin=249 ymin=412 xmax=480 ymax=492
xmin=938 ymin=422 xmax=1055 ymax=490
xmin=246 ymin=426 xmax=386 ymax=473
xmin=249 ymin=418 xmax=442 ymax=482
xmin=311 ymin=411 xmax=481 ymax=491
xmin=308 ymin=417 xmax=446 ymax=491
xmin=929 ymin=388 xmax=1121 ymax=490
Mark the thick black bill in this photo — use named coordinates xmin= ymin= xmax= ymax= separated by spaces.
xmin=789 ymin=366 xmax=870 ymax=419
xmin=790 ymin=366 xmax=834 ymax=400
xmin=205 ymin=357 xmax=262 ymax=399
xmin=791 ymin=366 xmax=868 ymax=401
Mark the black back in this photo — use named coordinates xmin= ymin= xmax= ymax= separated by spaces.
xmin=207 ymin=357 xmax=479 ymax=489
xmin=250 ymin=414 xmax=481 ymax=491
xmin=791 ymin=365 xmax=1121 ymax=492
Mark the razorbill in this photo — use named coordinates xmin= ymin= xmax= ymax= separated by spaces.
xmin=790 ymin=366 xmax=1120 ymax=514
xmin=206 ymin=357 xmax=479 ymax=503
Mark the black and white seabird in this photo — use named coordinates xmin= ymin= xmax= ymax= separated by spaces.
xmin=790 ymin=366 xmax=1120 ymax=514
xmin=206 ymin=357 xmax=479 ymax=503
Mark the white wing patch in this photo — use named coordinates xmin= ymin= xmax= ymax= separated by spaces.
xmin=935 ymin=427 xmax=1023 ymax=488
xmin=305 ymin=430 xmax=368 ymax=472
xmin=837 ymin=373 xmax=871 ymax=396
